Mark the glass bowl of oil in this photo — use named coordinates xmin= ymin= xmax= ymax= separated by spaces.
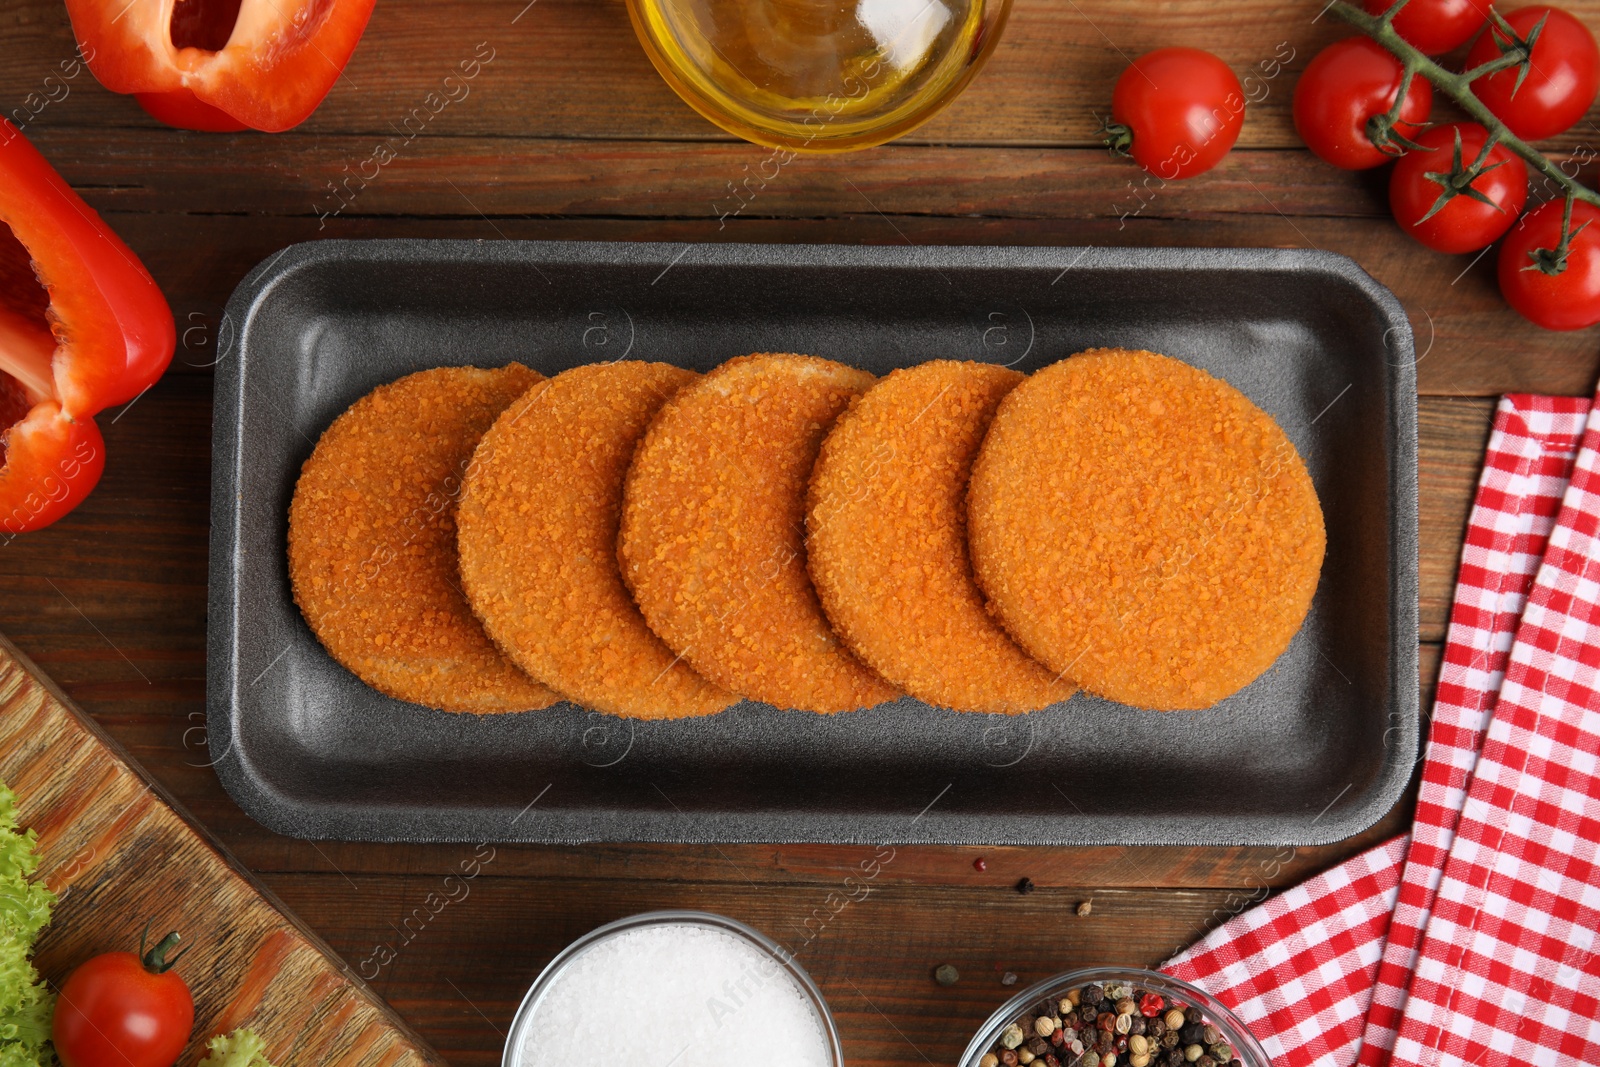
xmin=626 ymin=0 xmax=1012 ymax=152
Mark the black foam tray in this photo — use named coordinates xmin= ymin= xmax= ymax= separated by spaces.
xmin=207 ymin=240 xmax=1419 ymax=845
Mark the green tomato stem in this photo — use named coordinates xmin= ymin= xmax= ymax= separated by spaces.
xmin=1101 ymin=120 xmax=1134 ymax=157
xmin=1367 ymin=63 xmax=1428 ymax=155
xmin=1525 ymin=193 xmax=1586 ymax=276
xmin=140 ymin=923 xmax=188 ymax=974
xmin=1385 ymin=65 xmax=1416 ymax=126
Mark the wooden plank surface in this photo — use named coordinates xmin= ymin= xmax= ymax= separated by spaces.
xmin=7 ymin=0 xmax=1600 ymax=149
xmin=0 ymin=635 xmax=443 ymax=1067
xmin=1 ymin=0 xmax=1594 ymax=1062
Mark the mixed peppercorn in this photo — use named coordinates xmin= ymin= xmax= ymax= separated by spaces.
xmin=978 ymin=981 xmax=1242 ymax=1067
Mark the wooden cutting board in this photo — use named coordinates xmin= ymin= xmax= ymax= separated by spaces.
xmin=0 ymin=633 xmax=446 ymax=1067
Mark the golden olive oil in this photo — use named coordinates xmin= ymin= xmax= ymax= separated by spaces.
xmin=626 ymin=0 xmax=1007 ymax=151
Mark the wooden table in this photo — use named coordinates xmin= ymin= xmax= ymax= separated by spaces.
xmin=2 ymin=0 xmax=1595 ymax=1063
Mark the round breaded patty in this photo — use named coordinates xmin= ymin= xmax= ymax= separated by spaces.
xmin=618 ymin=353 xmax=900 ymax=713
xmin=457 ymin=362 xmax=734 ymax=720
xmin=288 ymin=364 xmax=561 ymax=714
xmin=808 ymin=361 xmax=1076 ymax=714
xmin=968 ymin=348 xmax=1325 ymax=711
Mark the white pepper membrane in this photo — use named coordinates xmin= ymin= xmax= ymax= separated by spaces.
xmin=511 ymin=922 xmax=832 ymax=1067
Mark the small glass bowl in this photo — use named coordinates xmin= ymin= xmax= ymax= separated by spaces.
xmin=959 ymin=967 xmax=1272 ymax=1067
xmin=625 ymin=0 xmax=1013 ymax=152
xmin=503 ymin=910 xmax=844 ymax=1067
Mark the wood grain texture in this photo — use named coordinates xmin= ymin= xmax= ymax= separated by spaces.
xmin=26 ymin=133 xmax=1388 ymax=219
xmin=1 ymin=0 xmax=1592 ymax=1060
xmin=8 ymin=0 xmax=1600 ymax=148
xmin=0 ymin=635 xmax=443 ymax=1067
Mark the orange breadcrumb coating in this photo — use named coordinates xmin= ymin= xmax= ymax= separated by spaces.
xmin=287 ymin=365 xmax=561 ymax=714
xmin=967 ymin=348 xmax=1325 ymax=711
xmin=618 ymin=353 xmax=901 ymax=713
xmin=808 ymin=361 xmax=1076 ymax=714
xmin=456 ymin=361 xmax=734 ymax=720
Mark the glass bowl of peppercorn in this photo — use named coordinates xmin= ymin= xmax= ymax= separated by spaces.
xmin=959 ymin=968 xmax=1272 ymax=1067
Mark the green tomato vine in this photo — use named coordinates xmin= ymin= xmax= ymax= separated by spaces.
xmin=1330 ymin=0 xmax=1598 ymax=273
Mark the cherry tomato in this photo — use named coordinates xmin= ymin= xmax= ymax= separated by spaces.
xmin=1107 ymin=48 xmax=1245 ymax=179
xmin=1389 ymin=123 xmax=1528 ymax=253
xmin=52 ymin=930 xmax=194 ymax=1067
xmin=1499 ymin=198 xmax=1600 ymax=329
xmin=1293 ymin=37 xmax=1434 ymax=170
xmin=1363 ymin=0 xmax=1492 ymax=55
xmin=1467 ymin=6 xmax=1600 ymax=141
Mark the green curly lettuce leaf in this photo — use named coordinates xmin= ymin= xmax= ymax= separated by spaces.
xmin=0 ymin=781 xmax=55 ymax=1067
xmin=198 ymin=1029 xmax=279 ymax=1067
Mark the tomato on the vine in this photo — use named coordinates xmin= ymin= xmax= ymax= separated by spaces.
xmin=1467 ymin=6 xmax=1600 ymax=141
xmin=1294 ymin=37 xmax=1434 ymax=170
xmin=52 ymin=929 xmax=195 ymax=1067
xmin=1389 ymin=123 xmax=1528 ymax=253
xmin=1106 ymin=48 xmax=1245 ymax=179
xmin=1499 ymin=199 xmax=1600 ymax=329
xmin=1364 ymin=0 xmax=1492 ymax=55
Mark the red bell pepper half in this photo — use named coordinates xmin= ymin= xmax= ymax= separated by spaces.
xmin=62 ymin=0 xmax=377 ymax=133
xmin=0 ymin=118 xmax=175 ymax=533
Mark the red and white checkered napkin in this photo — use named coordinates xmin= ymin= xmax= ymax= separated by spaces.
xmin=1164 ymin=834 xmax=1409 ymax=1067
xmin=1387 ymin=396 xmax=1600 ymax=1067
xmin=1163 ymin=395 xmax=1592 ymax=1067
xmin=1359 ymin=395 xmax=1592 ymax=1067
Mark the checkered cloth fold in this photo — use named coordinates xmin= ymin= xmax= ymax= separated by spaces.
xmin=1361 ymin=396 xmax=1591 ymax=1067
xmin=1163 ymin=395 xmax=1593 ymax=1067
xmin=1164 ymin=835 xmax=1408 ymax=1067
xmin=1390 ymin=397 xmax=1600 ymax=1067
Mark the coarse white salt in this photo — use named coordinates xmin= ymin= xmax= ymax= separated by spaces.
xmin=509 ymin=920 xmax=834 ymax=1067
